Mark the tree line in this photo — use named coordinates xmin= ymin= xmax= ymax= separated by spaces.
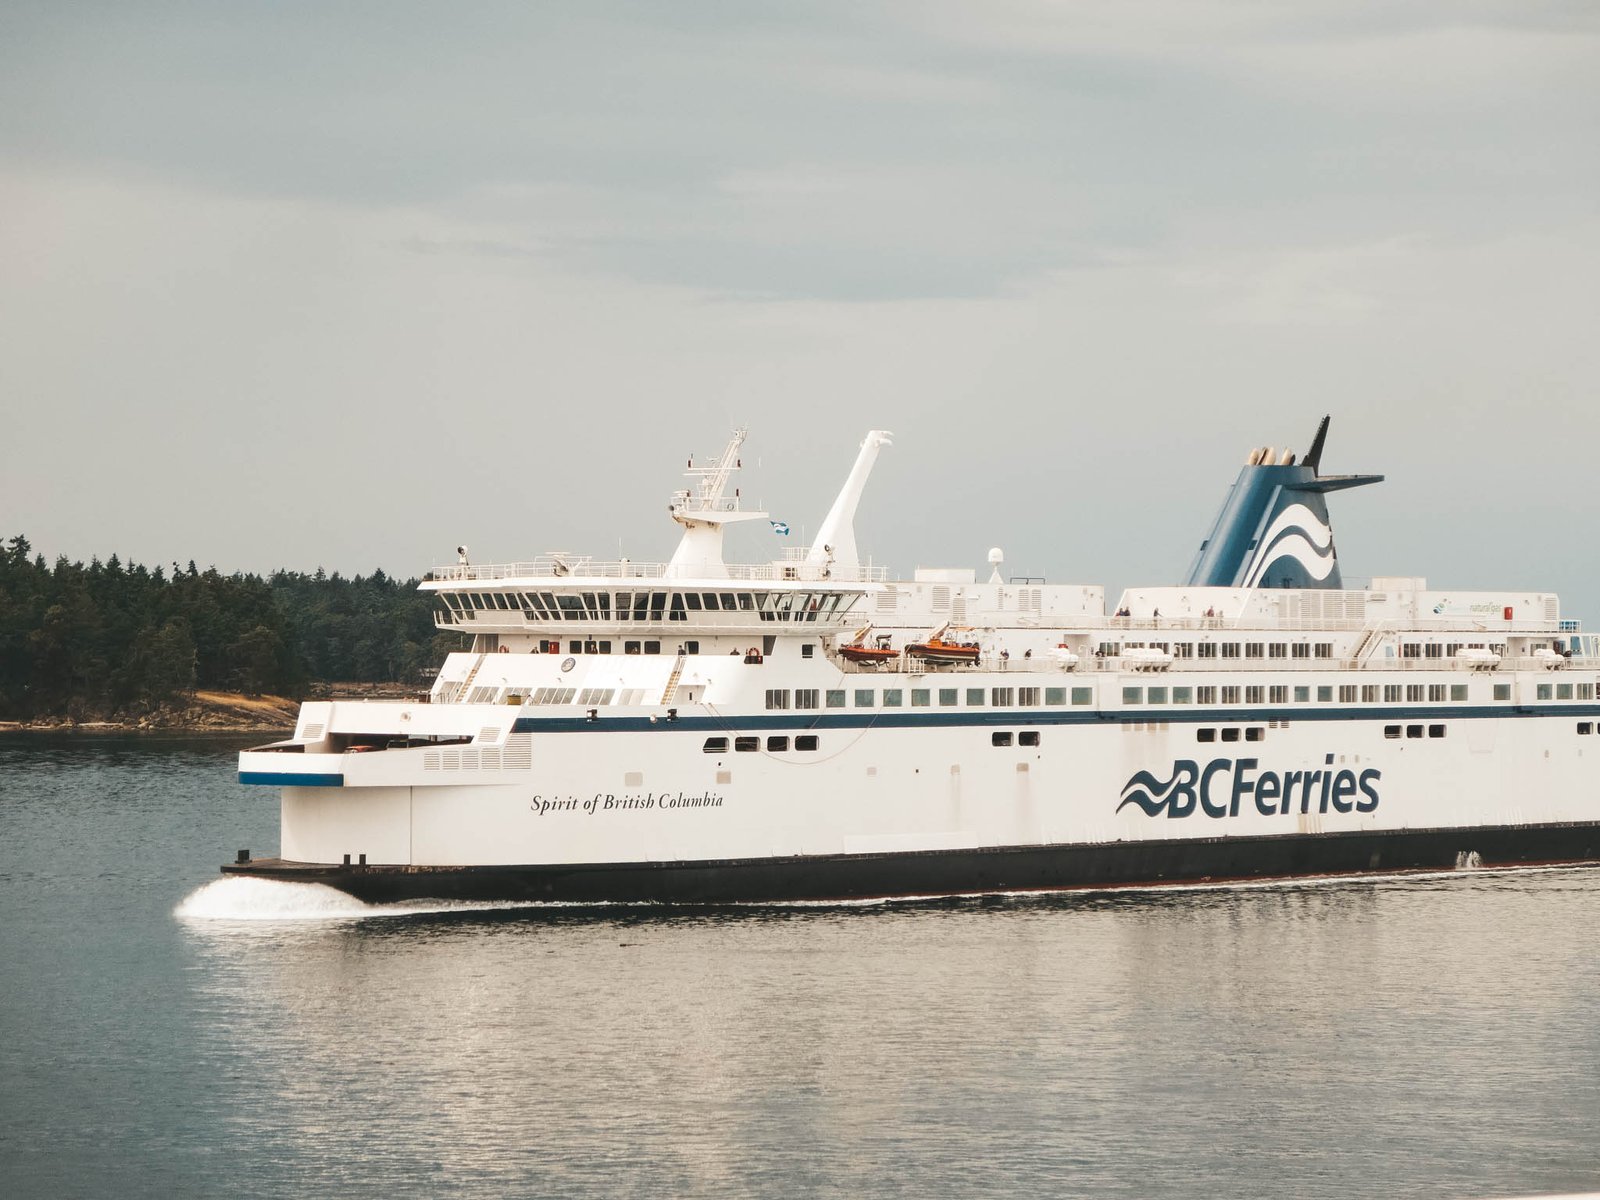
xmin=0 ymin=535 xmax=463 ymax=721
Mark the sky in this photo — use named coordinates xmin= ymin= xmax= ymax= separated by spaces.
xmin=2 ymin=1 xmax=1597 ymax=610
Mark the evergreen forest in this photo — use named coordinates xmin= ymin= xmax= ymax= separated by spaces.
xmin=0 ymin=535 xmax=463 ymax=721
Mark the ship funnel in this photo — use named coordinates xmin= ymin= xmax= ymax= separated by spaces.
xmin=1183 ymin=416 xmax=1382 ymax=590
xmin=807 ymin=430 xmax=892 ymax=575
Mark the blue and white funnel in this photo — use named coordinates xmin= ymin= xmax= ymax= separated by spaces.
xmin=1184 ymin=417 xmax=1381 ymax=590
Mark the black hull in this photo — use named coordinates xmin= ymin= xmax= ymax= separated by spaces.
xmin=221 ymin=822 xmax=1600 ymax=905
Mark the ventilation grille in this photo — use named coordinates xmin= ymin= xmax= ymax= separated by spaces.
xmin=477 ymin=725 xmax=502 ymax=745
xmin=931 ymin=586 xmax=950 ymax=611
xmin=299 ymin=722 xmax=324 ymax=741
xmin=504 ymin=734 xmax=533 ymax=770
xmin=876 ymin=589 xmax=899 ymax=612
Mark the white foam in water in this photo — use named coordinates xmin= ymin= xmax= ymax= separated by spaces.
xmin=175 ymin=877 xmax=382 ymax=920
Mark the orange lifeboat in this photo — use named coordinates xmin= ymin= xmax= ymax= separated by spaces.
xmin=839 ymin=629 xmax=900 ymax=666
xmin=905 ymin=625 xmax=981 ymax=666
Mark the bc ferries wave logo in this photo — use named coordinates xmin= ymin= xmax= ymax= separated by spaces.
xmin=1242 ymin=503 xmax=1336 ymax=588
xmin=1117 ymin=756 xmax=1380 ymax=819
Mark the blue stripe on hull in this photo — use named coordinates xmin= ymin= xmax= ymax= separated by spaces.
xmin=511 ymin=702 xmax=1600 ymax=735
xmin=238 ymin=771 xmax=345 ymax=787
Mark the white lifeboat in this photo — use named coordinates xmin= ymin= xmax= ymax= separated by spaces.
xmin=1456 ymin=647 xmax=1502 ymax=671
xmin=1122 ymin=647 xmax=1173 ymax=673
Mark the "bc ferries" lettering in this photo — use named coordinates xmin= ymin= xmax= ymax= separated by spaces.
xmin=1117 ymin=755 xmax=1380 ymax=819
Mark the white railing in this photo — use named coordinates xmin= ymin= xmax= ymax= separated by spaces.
xmin=427 ymin=558 xmax=887 ymax=584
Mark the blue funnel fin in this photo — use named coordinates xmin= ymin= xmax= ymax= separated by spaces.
xmin=1183 ymin=417 xmax=1382 ymax=591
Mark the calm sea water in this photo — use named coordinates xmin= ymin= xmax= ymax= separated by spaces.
xmin=1 ymin=734 xmax=1598 ymax=1199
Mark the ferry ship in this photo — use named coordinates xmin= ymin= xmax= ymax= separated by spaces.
xmin=225 ymin=420 xmax=1600 ymax=902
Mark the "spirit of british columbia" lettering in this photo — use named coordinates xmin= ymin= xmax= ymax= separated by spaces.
xmin=528 ymin=790 xmax=726 ymax=817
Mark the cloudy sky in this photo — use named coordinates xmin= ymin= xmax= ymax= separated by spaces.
xmin=3 ymin=1 xmax=1597 ymax=609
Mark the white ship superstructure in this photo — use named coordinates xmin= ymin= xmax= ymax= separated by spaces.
xmin=228 ymin=422 xmax=1600 ymax=901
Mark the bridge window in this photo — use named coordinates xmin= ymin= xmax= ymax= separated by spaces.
xmin=795 ymin=735 xmax=819 ymax=751
xmin=684 ymin=593 xmax=703 ymax=610
xmin=702 ymin=737 xmax=728 ymax=754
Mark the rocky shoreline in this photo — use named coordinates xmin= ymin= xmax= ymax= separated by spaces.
xmin=0 ymin=683 xmax=432 ymax=735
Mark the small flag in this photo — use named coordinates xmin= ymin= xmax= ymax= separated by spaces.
xmin=770 ymin=520 xmax=790 ymax=536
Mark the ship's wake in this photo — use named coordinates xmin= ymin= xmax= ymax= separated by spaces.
xmin=173 ymin=877 xmax=548 ymax=922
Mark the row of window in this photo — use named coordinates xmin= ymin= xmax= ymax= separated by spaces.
xmin=1125 ymin=682 xmax=1596 ymax=705
xmin=445 ymin=590 xmax=854 ymax=623
xmin=1196 ymin=727 xmax=1268 ymax=743
xmin=1385 ymin=725 xmax=1448 ymax=739
xmin=703 ymin=735 xmax=821 ymax=754
xmin=1109 ymin=641 xmax=1338 ymax=659
xmin=766 ymin=686 xmax=1098 ymax=710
